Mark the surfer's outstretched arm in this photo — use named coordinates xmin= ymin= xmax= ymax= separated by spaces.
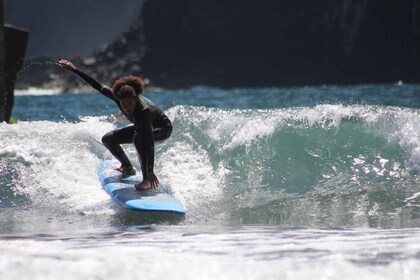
xmin=57 ymin=59 xmax=114 ymax=100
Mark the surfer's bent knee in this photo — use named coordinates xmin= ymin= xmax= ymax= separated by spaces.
xmin=102 ymin=131 xmax=115 ymax=147
xmin=154 ymin=124 xmax=172 ymax=143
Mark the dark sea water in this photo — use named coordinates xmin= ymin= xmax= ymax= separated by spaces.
xmin=2 ymin=83 xmax=420 ymax=279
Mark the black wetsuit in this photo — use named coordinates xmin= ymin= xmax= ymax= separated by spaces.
xmin=73 ymin=69 xmax=172 ymax=180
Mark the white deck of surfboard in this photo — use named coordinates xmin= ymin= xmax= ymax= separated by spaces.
xmin=98 ymin=160 xmax=186 ymax=214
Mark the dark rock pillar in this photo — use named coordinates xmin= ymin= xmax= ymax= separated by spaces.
xmin=0 ymin=0 xmax=5 ymax=122
xmin=4 ymin=24 xmax=29 ymax=123
xmin=0 ymin=0 xmax=29 ymax=123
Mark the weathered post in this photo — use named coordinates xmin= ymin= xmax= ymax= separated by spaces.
xmin=0 ymin=0 xmax=29 ymax=123
xmin=4 ymin=24 xmax=29 ymax=123
xmin=0 ymin=0 xmax=5 ymax=123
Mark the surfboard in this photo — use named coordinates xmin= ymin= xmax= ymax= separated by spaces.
xmin=98 ymin=160 xmax=186 ymax=214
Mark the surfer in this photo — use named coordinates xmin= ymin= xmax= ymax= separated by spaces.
xmin=57 ymin=59 xmax=172 ymax=190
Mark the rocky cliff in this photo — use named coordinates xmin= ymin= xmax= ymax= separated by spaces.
xmin=4 ymin=0 xmax=143 ymax=57
xmin=139 ymin=0 xmax=420 ymax=87
xmin=18 ymin=0 xmax=420 ymax=89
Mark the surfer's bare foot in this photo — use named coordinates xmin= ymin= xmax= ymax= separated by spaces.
xmin=135 ymin=181 xmax=151 ymax=191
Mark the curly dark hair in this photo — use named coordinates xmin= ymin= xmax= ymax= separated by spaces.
xmin=112 ymin=76 xmax=145 ymax=99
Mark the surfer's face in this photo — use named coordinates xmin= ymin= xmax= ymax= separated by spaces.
xmin=120 ymin=97 xmax=137 ymax=115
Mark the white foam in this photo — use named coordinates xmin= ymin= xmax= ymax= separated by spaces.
xmin=293 ymin=105 xmax=420 ymax=171
xmin=0 ymin=117 xmax=115 ymax=215
xmin=159 ymin=139 xmax=226 ymax=219
xmin=1 ymin=227 xmax=420 ymax=280
xmin=212 ymin=110 xmax=281 ymax=152
xmin=386 ymin=110 xmax=420 ymax=171
xmin=15 ymin=87 xmax=62 ymax=96
xmin=167 ymin=106 xmax=282 ymax=153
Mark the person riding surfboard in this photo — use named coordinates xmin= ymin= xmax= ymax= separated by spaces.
xmin=58 ymin=59 xmax=172 ymax=191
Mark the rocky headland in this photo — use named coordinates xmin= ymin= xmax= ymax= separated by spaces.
xmin=17 ymin=0 xmax=420 ymax=90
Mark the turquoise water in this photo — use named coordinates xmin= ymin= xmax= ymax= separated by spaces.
xmin=2 ymin=84 xmax=420 ymax=279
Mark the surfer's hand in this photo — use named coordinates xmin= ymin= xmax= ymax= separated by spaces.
xmin=58 ymin=59 xmax=76 ymax=71
xmin=148 ymin=171 xmax=159 ymax=189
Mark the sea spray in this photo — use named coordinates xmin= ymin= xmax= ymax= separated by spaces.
xmin=0 ymin=117 xmax=114 ymax=215
xmin=18 ymin=55 xmax=60 ymax=76
xmin=15 ymin=55 xmax=62 ymax=91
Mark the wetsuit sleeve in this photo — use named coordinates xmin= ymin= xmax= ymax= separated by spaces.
xmin=73 ymin=68 xmax=114 ymax=100
xmin=136 ymin=108 xmax=155 ymax=174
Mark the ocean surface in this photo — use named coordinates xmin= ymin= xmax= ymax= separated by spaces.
xmin=2 ymin=83 xmax=420 ymax=279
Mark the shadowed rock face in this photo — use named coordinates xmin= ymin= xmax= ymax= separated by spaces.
xmin=139 ymin=0 xmax=420 ymax=87
xmin=4 ymin=0 xmax=144 ymax=57
xmin=16 ymin=0 xmax=420 ymax=89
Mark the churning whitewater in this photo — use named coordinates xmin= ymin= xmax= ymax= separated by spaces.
xmin=2 ymin=101 xmax=420 ymax=228
xmin=2 ymin=85 xmax=420 ymax=280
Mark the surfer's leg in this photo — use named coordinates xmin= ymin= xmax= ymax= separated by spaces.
xmin=132 ymin=123 xmax=172 ymax=179
xmin=132 ymin=132 xmax=148 ymax=181
xmin=102 ymin=125 xmax=136 ymax=169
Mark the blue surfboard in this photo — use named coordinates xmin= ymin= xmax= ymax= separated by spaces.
xmin=98 ymin=160 xmax=186 ymax=214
